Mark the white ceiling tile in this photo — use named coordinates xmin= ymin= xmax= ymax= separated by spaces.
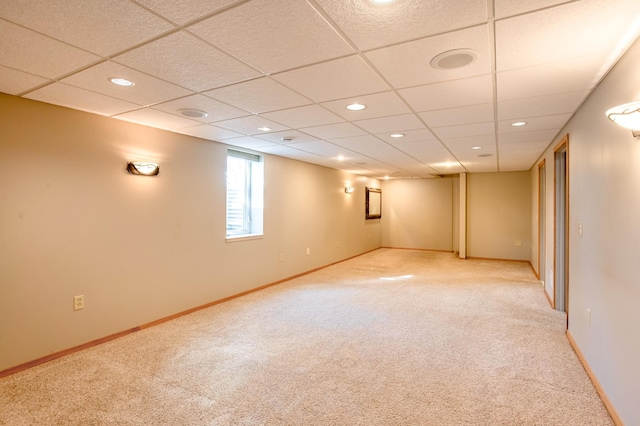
xmin=0 ymin=0 xmax=173 ymax=56
xmin=499 ymin=129 xmax=557 ymax=144
xmin=61 ymin=61 xmax=192 ymax=106
xmin=188 ymin=0 xmax=353 ymax=74
xmin=214 ymin=115 xmax=289 ymax=135
xmin=494 ymin=0 xmax=569 ymax=18
xmin=420 ymin=103 xmax=494 ymax=128
xmin=178 ymin=124 xmax=243 ymax=141
xmin=366 ymin=25 xmax=491 ymax=89
xmin=497 ymin=92 xmax=587 ymax=120
xmin=354 ymin=114 xmax=425 ymax=134
xmin=495 ymin=0 xmax=640 ymax=71
xmin=114 ymin=31 xmax=261 ymax=92
xmin=219 ymin=136 xmax=276 ymax=149
xmin=498 ymin=113 xmax=571 ymax=133
xmin=261 ymin=105 xmax=344 ymax=129
xmin=204 ymin=77 xmax=311 ymax=114
xmin=301 ymin=123 xmax=368 ymax=140
xmin=428 ymin=161 xmax=466 ymax=174
xmin=292 ymin=141 xmax=359 ymax=159
xmin=313 ymin=0 xmax=487 ymax=51
xmin=392 ymin=144 xmax=455 ymax=165
xmin=496 ymin=55 xmax=605 ymax=101
xmin=329 ymin=136 xmax=423 ymax=167
xmin=152 ymin=94 xmax=249 ymax=123
xmin=273 ymin=55 xmax=390 ymax=103
xmin=441 ymin=134 xmax=497 ymax=150
xmin=0 ymin=66 xmax=49 ymax=95
xmin=114 ymin=108 xmax=201 ymax=130
xmin=399 ymin=74 xmax=493 ymax=112
xmin=135 ymin=0 xmax=235 ymax=25
xmin=431 ymin=122 xmax=495 ymax=140
xmin=499 ymin=140 xmax=550 ymax=152
xmin=321 ymin=91 xmax=411 ymax=121
xmin=0 ymin=19 xmax=100 ymax=79
xmin=253 ymin=144 xmax=324 ymax=162
xmin=376 ymin=129 xmax=438 ymax=145
xmin=24 ymin=82 xmax=140 ymax=116
xmin=254 ymin=130 xmax=318 ymax=145
xmin=461 ymin=157 xmax=498 ymax=173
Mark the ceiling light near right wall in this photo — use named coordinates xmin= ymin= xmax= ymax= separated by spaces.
xmin=511 ymin=121 xmax=527 ymax=127
xmin=110 ymin=77 xmax=134 ymax=87
xmin=347 ymin=103 xmax=366 ymax=111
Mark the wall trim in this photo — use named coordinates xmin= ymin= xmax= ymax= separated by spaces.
xmin=381 ymin=246 xmax=454 ymax=253
xmin=544 ymin=287 xmax=555 ymax=309
xmin=566 ymin=331 xmax=623 ymax=425
xmin=466 ymin=256 xmax=531 ymax=263
xmin=0 ymin=248 xmax=379 ymax=379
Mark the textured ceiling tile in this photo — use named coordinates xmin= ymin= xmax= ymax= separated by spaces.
xmin=440 ymin=134 xmax=497 ymax=150
xmin=497 ymin=92 xmax=587 ymax=120
xmin=205 ymin=78 xmax=312 ymax=114
xmin=178 ymin=124 xmax=243 ymax=141
xmin=494 ymin=0 xmax=568 ymax=18
xmin=188 ymin=0 xmax=353 ymax=74
xmin=254 ymin=130 xmax=319 ymax=145
xmin=354 ymin=114 xmax=425 ymax=134
xmin=114 ymin=31 xmax=261 ymax=92
xmin=0 ymin=19 xmax=100 ymax=79
xmin=0 ymin=0 xmax=173 ymax=56
xmin=135 ymin=0 xmax=235 ymax=25
xmin=25 ymin=82 xmax=140 ymax=116
xmin=420 ymin=103 xmax=494 ymax=128
xmin=399 ymin=74 xmax=493 ymax=112
xmin=301 ymin=123 xmax=368 ymax=140
xmin=152 ymin=94 xmax=249 ymax=123
xmin=496 ymin=56 xmax=603 ymax=101
xmin=61 ymin=61 xmax=192 ymax=106
xmin=498 ymin=113 xmax=571 ymax=133
xmin=214 ymin=115 xmax=289 ymax=135
xmin=0 ymin=65 xmax=49 ymax=95
xmin=431 ymin=122 xmax=495 ymax=140
xmin=366 ymin=25 xmax=491 ymax=88
xmin=391 ymin=144 xmax=452 ymax=163
xmin=114 ymin=108 xmax=202 ymax=130
xmin=273 ymin=55 xmax=389 ymax=103
xmin=376 ymin=129 xmax=438 ymax=145
xmin=313 ymin=0 xmax=487 ymax=51
xmin=495 ymin=0 xmax=640 ymax=71
xmin=321 ymin=91 xmax=411 ymax=121
xmin=218 ymin=136 xmax=276 ymax=149
xmin=499 ymin=129 xmax=557 ymax=144
xmin=261 ymin=105 xmax=344 ymax=129
xmin=292 ymin=141 xmax=355 ymax=159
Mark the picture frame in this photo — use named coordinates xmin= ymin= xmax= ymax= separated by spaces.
xmin=366 ymin=187 xmax=382 ymax=219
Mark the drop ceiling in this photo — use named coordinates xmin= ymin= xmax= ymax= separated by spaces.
xmin=1 ymin=0 xmax=639 ymax=178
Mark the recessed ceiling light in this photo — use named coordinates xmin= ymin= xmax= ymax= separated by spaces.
xmin=512 ymin=121 xmax=527 ymax=127
xmin=337 ymin=155 xmax=345 ymax=161
xmin=430 ymin=49 xmax=478 ymax=70
xmin=390 ymin=133 xmax=405 ymax=138
xmin=471 ymin=146 xmax=482 ymax=150
xmin=384 ymin=175 xmax=390 ymax=180
xmin=258 ymin=126 xmax=272 ymax=132
xmin=346 ymin=103 xmax=366 ymax=111
xmin=109 ymin=77 xmax=134 ymax=87
xmin=178 ymin=109 xmax=208 ymax=118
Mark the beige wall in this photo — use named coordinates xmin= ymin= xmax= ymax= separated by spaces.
xmin=467 ymin=172 xmax=531 ymax=260
xmin=381 ymin=178 xmax=453 ymax=251
xmin=0 ymin=94 xmax=381 ymax=371
xmin=531 ymin=37 xmax=640 ymax=425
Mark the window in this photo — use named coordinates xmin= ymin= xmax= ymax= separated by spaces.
xmin=226 ymin=149 xmax=264 ymax=238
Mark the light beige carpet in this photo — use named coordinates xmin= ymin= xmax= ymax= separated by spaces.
xmin=0 ymin=249 xmax=612 ymax=425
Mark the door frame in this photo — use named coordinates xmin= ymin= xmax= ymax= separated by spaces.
xmin=553 ymin=134 xmax=570 ymax=322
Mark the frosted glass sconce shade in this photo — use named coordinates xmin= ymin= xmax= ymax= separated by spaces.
xmin=606 ymin=101 xmax=640 ymax=137
xmin=127 ymin=162 xmax=159 ymax=176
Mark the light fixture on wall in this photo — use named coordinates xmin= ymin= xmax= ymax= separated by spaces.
xmin=345 ymin=186 xmax=355 ymax=194
xmin=606 ymin=101 xmax=640 ymax=137
xmin=127 ymin=161 xmax=159 ymax=176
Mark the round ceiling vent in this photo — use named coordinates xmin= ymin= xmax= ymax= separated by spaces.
xmin=178 ymin=109 xmax=208 ymax=118
xmin=430 ymin=49 xmax=478 ymax=70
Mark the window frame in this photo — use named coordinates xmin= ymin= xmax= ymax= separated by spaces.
xmin=225 ymin=149 xmax=264 ymax=241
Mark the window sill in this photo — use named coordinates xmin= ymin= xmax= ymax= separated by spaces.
xmin=225 ymin=234 xmax=264 ymax=243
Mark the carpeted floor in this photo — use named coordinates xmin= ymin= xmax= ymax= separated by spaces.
xmin=0 ymin=249 xmax=612 ymax=425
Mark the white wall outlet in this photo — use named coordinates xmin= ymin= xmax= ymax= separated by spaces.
xmin=586 ymin=308 xmax=591 ymax=326
xmin=578 ymin=221 xmax=584 ymax=237
xmin=515 ymin=240 xmax=522 ymax=247
xmin=306 ymin=247 xmax=310 ymax=255
xmin=279 ymin=253 xmax=284 ymax=262
xmin=73 ymin=295 xmax=84 ymax=311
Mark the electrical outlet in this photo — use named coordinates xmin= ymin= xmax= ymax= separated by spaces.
xmin=279 ymin=253 xmax=284 ymax=262
xmin=515 ymin=240 xmax=522 ymax=247
xmin=306 ymin=247 xmax=310 ymax=255
xmin=578 ymin=222 xmax=584 ymax=237
xmin=73 ymin=295 xmax=84 ymax=311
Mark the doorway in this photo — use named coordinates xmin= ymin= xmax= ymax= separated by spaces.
xmin=538 ymin=160 xmax=546 ymax=289
xmin=554 ymin=135 xmax=569 ymax=319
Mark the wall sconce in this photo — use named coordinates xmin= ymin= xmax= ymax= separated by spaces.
xmin=606 ymin=101 xmax=640 ymax=137
xmin=127 ymin=161 xmax=159 ymax=176
xmin=345 ymin=186 xmax=354 ymax=194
